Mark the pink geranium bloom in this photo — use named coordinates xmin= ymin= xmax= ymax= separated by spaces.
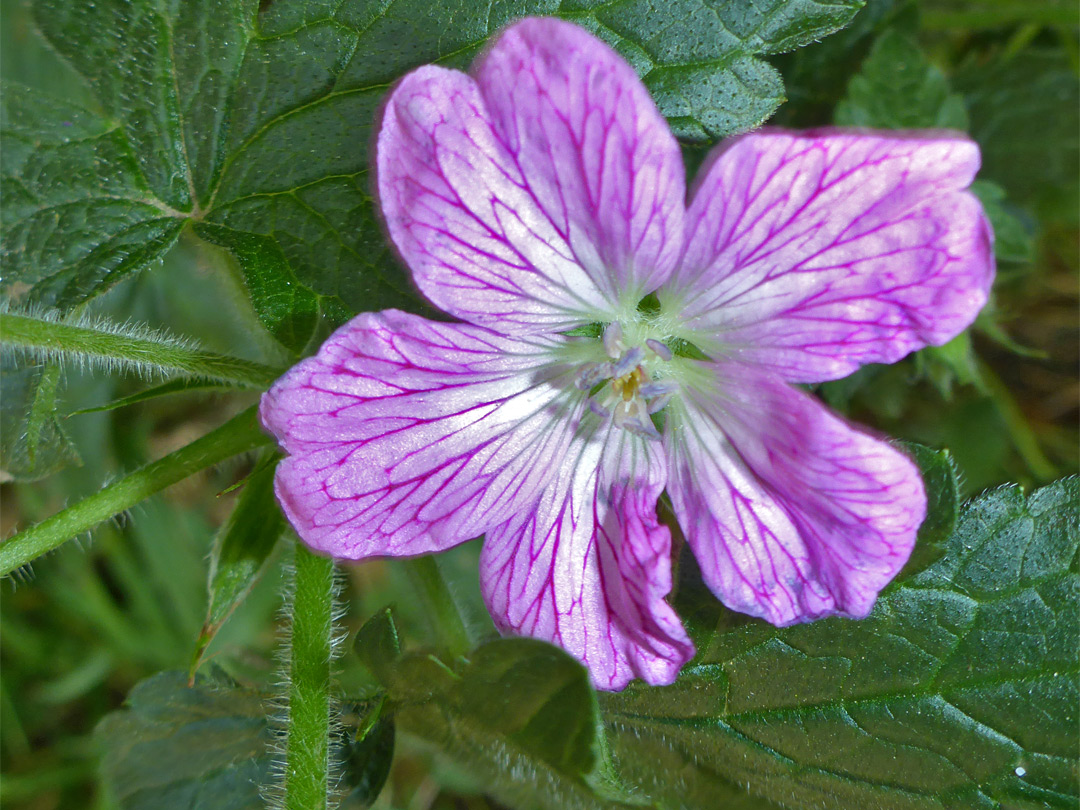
xmin=260 ymin=18 xmax=994 ymax=690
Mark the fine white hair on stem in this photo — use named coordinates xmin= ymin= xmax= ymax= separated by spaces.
xmin=263 ymin=545 xmax=347 ymax=810
xmin=0 ymin=300 xmax=201 ymax=381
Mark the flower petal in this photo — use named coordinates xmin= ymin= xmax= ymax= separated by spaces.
xmin=474 ymin=17 xmax=685 ymax=302
xmin=665 ymin=362 xmax=925 ymax=625
xmin=481 ymin=426 xmax=693 ymax=690
xmin=376 ymin=18 xmax=685 ymax=333
xmin=671 ymin=131 xmax=994 ymax=383
xmin=260 ymin=309 xmax=579 ymax=559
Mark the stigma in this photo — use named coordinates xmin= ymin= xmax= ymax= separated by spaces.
xmin=573 ymin=322 xmax=677 ymax=439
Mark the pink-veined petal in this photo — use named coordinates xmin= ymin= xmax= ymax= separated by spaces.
xmin=375 ymin=18 xmax=685 ymax=333
xmin=671 ymin=131 xmax=994 ymax=383
xmin=481 ymin=426 xmax=694 ymax=690
xmin=473 ymin=16 xmax=685 ymax=301
xmin=665 ymin=362 xmax=925 ymax=625
xmin=260 ymin=310 xmax=580 ymax=559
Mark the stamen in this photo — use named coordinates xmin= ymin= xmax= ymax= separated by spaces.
xmin=588 ymin=399 xmax=610 ymax=418
xmin=575 ymin=361 xmax=613 ymax=390
xmin=610 ymin=346 xmax=645 ymax=379
xmin=603 ymin=321 xmax=625 ymax=359
xmin=647 ymin=392 xmax=673 ymax=414
xmin=638 ymin=380 xmax=677 ymax=398
xmin=612 ymin=399 xmax=660 ymax=439
xmin=646 ymin=338 xmax=673 ymax=361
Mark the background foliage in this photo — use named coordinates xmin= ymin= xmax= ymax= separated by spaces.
xmin=1 ymin=0 xmax=1077 ymax=808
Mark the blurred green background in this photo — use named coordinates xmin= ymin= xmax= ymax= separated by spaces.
xmin=1 ymin=0 xmax=1077 ymax=807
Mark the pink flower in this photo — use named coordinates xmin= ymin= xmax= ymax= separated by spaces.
xmin=260 ymin=18 xmax=994 ymax=690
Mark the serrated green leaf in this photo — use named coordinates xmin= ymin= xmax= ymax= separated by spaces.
xmin=11 ymin=0 xmax=866 ymax=338
xmin=0 ymin=83 xmax=185 ymax=310
xmin=602 ymin=478 xmax=1079 ymax=810
xmin=835 ymin=29 xmax=968 ymax=129
xmin=96 ymin=669 xmax=273 ymax=810
xmin=382 ymin=637 xmax=638 ymax=810
xmin=574 ymin=0 xmax=864 ymax=140
xmin=895 ymin=443 xmax=960 ymax=579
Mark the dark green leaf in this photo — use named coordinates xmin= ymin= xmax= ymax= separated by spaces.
xmin=970 ymin=180 xmax=1036 ymax=265
xmin=194 ymin=223 xmax=322 ymax=354
xmin=191 ymin=452 xmax=284 ymax=673
xmin=0 ymin=83 xmax=185 ymax=310
xmin=340 ymin=698 xmax=395 ymax=809
xmin=380 ymin=637 xmax=637 ymax=810
xmin=0 ymin=359 xmax=79 ymax=481
xmin=603 ymin=478 xmax=1080 ymax=810
xmin=353 ymin=608 xmax=402 ymax=686
xmin=834 ymin=29 xmax=968 ymax=129
xmin=896 ymin=443 xmax=960 ymax=579
xmin=96 ymin=669 xmax=273 ymax=810
xmin=957 ymin=47 xmax=1079 ymax=226
xmin=770 ymin=0 xmax=903 ymax=127
xmin=11 ymin=0 xmax=867 ymax=332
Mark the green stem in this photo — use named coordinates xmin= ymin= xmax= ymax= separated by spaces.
xmin=285 ymin=544 xmax=336 ymax=810
xmin=403 ymin=556 xmax=471 ymax=658
xmin=0 ymin=406 xmax=271 ymax=576
xmin=0 ymin=312 xmax=281 ymax=388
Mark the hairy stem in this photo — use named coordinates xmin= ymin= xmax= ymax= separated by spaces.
xmin=0 ymin=311 xmax=281 ymax=388
xmin=0 ymin=406 xmax=271 ymax=576
xmin=284 ymin=544 xmax=337 ymax=810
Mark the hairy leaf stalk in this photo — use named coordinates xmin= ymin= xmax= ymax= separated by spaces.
xmin=0 ymin=310 xmax=281 ymax=388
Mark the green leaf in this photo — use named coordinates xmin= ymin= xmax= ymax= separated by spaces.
xmin=0 ymin=359 xmax=78 ymax=481
xmin=0 ymin=83 xmax=185 ymax=310
xmin=571 ymin=0 xmax=865 ymax=140
xmin=96 ymin=669 xmax=272 ymax=810
xmin=602 ymin=478 xmax=1079 ymax=810
xmin=896 ymin=443 xmax=960 ymax=579
xmin=377 ymin=637 xmax=637 ymax=810
xmin=340 ymin=699 xmax=395 ymax=808
xmin=191 ymin=452 xmax=284 ymax=674
xmin=970 ymin=180 xmax=1036 ymax=265
xmin=834 ymin=29 xmax=968 ymax=129
xmin=11 ymin=0 xmax=867 ymax=336
xmin=193 ymin=223 xmax=322 ymax=355
xmin=353 ymin=608 xmax=403 ymax=687
xmin=957 ymin=47 xmax=1079 ymax=227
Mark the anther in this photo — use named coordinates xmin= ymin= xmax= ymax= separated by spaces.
xmin=588 ymin=399 xmax=610 ymax=418
xmin=603 ymin=321 xmax=625 ymax=359
xmin=610 ymin=346 xmax=645 ymax=379
xmin=575 ymin=362 xmax=613 ymax=390
xmin=646 ymin=339 xmax=673 ymax=362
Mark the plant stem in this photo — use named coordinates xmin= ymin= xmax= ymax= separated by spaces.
xmin=403 ymin=556 xmax=471 ymax=658
xmin=0 ymin=312 xmax=281 ymax=388
xmin=284 ymin=544 xmax=336 ymax=810
xmin=0 ymin=406 xmax=271 ymax=576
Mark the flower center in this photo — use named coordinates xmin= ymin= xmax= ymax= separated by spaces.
xmin=573 ymin=322 xmax=677 ymax=439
